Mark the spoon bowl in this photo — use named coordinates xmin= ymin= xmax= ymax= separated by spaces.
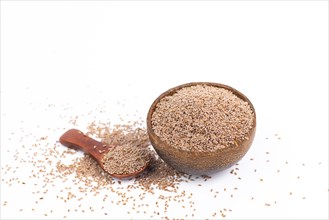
xmin=59 ymin=129 xmax=148 ymax=179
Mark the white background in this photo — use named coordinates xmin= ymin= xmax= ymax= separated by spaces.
xmin=1 ymin=1 xmax=328 ymax=219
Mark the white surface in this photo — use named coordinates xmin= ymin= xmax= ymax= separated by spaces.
xmin=1 ymin=1 xmax=328 ymax=219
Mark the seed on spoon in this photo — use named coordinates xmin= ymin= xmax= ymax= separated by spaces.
xmin=59 ymin=129 xmax=150 ymax=179
xmin=102 ymin=144 xmax=150 ymax=175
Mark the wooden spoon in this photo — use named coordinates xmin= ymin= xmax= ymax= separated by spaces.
xmin=59 ymin=129 xmax=148 ymax=179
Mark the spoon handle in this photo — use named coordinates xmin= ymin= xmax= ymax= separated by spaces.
xmin=59 ymin=129 xmax=107 ymax=162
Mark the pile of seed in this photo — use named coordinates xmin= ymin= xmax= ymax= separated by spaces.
xmin=85 ymin=121 xmax=187 ymax=192
xmin=151 ymin=85 xmax=254 ymax=152
xmin=102 ymin=144 xmax=150 ymax=175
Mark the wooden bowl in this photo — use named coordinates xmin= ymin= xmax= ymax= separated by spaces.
xmin=146 ymin=82 xmax=256 ymax=175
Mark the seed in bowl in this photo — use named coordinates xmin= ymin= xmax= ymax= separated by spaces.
xmin=151 ymin=84 xmax=254 ymax=152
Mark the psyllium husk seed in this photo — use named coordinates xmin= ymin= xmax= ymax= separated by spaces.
xmin=2 ymin=101 xmax=304 ymax=219
xmin=102 ymin=144 xmax=150 ymax=175
xmin=151 ymin=85 xmax=254 ymax=152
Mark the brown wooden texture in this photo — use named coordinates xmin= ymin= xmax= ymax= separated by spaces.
xmin=59 ymin=129 xmax=108 ymax=164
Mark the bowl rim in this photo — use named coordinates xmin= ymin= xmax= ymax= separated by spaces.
xmin=146 ymin=82 xmax=257 ymax=155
